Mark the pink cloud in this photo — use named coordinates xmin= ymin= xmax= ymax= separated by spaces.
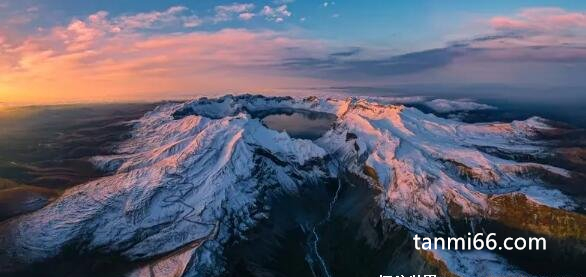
xmin=0 ymin=7 xmax=328 ymax=104
xmin=471 ymin=7 xmax=586 ymax=59
xmin=490 ymin=7 xmax=586 ymax=32
xmin=39 ymin=7 xmax=208 ymax=52
xmin=59 ymin=18 xmax=106 ymax=51
xmin=490 ymin=16 xmax=531 ymax=30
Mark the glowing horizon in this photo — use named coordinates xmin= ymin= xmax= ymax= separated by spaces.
xmin=2 ymin=1 xmax=586 ymax=105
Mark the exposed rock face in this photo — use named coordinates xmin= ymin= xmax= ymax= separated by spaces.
xmin=0 ymin=95 xmax=583 ymax=276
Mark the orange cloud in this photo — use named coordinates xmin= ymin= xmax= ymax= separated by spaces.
xmin=0 ymin=9 xmax=328 ymax=105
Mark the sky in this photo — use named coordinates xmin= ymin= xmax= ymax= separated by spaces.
xmin=1 ymin=0 xmax=586 ymax=104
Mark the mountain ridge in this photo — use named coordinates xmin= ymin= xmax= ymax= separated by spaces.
xmin=0 ymin=94 xmax=583 ymax=276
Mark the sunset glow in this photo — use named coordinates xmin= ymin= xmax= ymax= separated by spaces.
xmin=1 ymin=2 xmax=586 ymax=277
xmin=1 ymin=1 xmax=586 ymax=104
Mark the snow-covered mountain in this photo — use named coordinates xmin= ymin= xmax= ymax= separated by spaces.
xmin=0 ymin=95 xmax=584 ymax=277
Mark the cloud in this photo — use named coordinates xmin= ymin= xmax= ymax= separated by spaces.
xmin=261 ymin=5 xmax=292 ymax=22
xmin=1 ymin=3 xmax=40 ymax=27
xmin=115 ymin=6 xmax=192 ymax=30
xmin=480 ymin=7 xmax=586 ymax=51
xmin=210 ymin=3 xmax=295 ymax=23
xmin=44 ymin=7 xmax=217 ymax=52
xmin=183 ymin=17 xmax=203 ymax=28
xmin=322 ymin=1 xmax=335 ymax=8
xmin=208 ymin=3 xmax=297 ymax=24
xmin=329 ymin=47 xmax=361 ymax=57
xmin=281 ymin=46 xmax=465 ymax=79
xmin=424 ymin=99 xmax=496 ymax=113
xmin=50 ymin=6 xmax=203 ymax=50
xmin=278 ymin=6 xmax=586 ymax=83
xmin=452 ymin=7 xmax=586 ymax=63
xmin=238 ymin=12 xmax=255 ymax=21
xmin=490 ymin=7 xmax=586 ymax=32
xmin=213 ymin=3 xmax=255 ymax=22
xmin=363 ymin=95 xmax=427 ymax=105
xmin=3 ymin=5 xmax=586 ymax=104
xmin=304 ymin=6 xmax=584 ymax=81
xmin=0 ymin=7 xmax=328 ymax=104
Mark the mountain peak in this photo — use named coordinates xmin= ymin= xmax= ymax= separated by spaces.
xmin=1 ymin=95 xmax=582 ymax=276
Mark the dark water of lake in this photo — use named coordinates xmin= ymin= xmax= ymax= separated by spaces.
xmin=257 ymin=109 xmax=337 ymax=140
